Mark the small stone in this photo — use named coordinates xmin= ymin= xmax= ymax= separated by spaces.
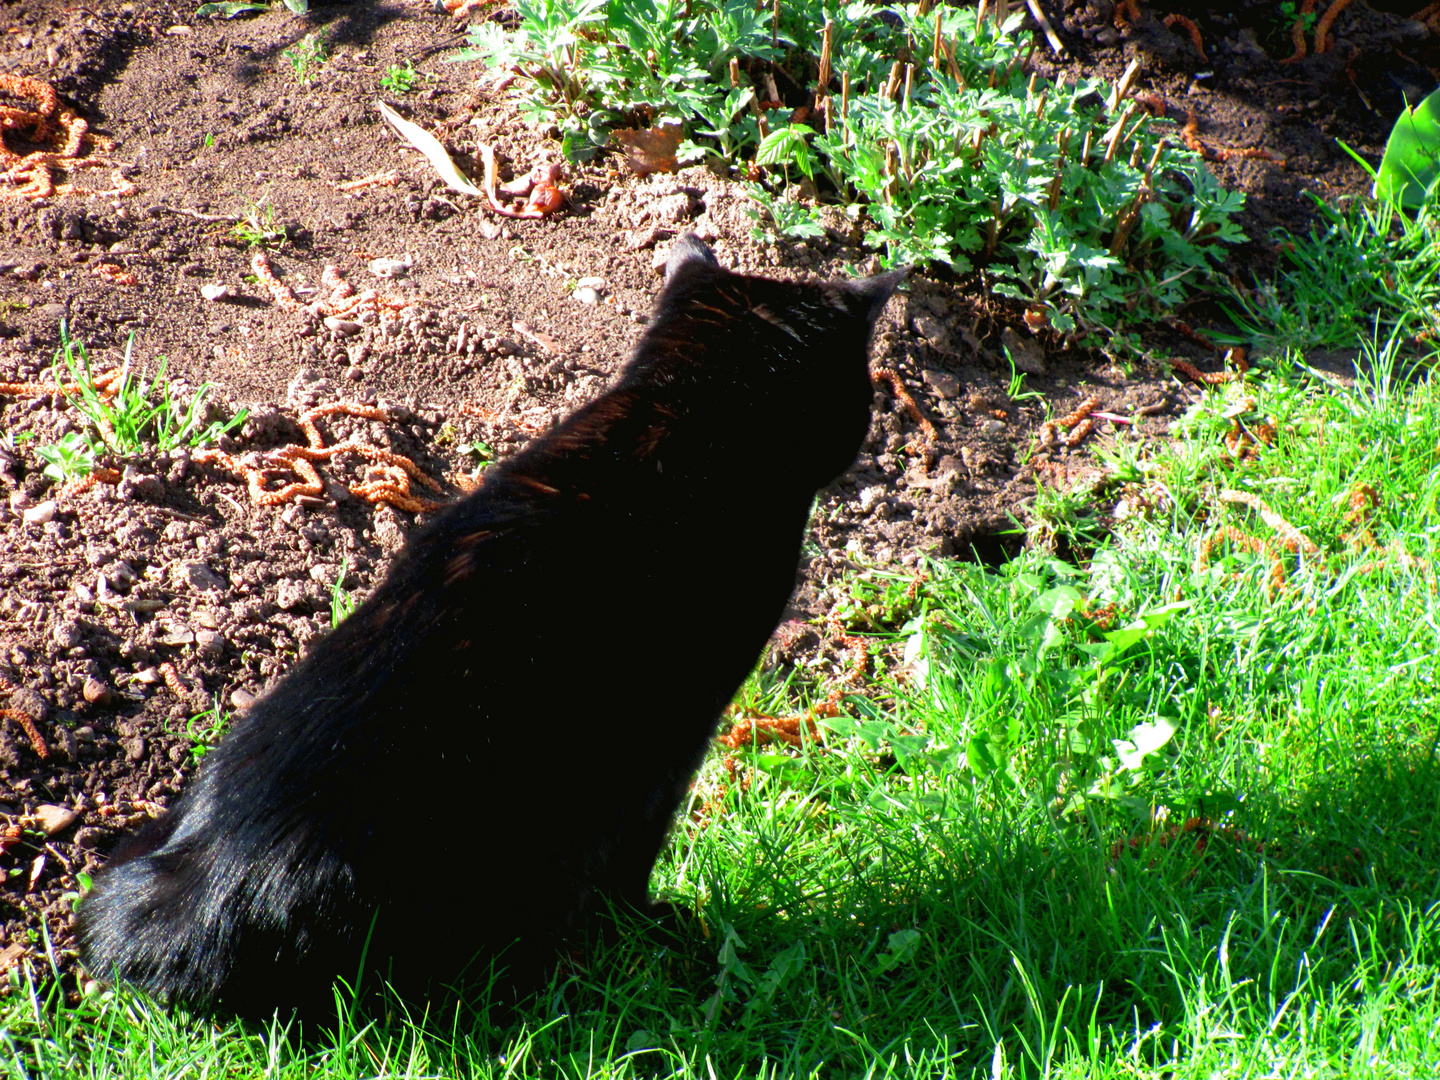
xmin=369 ymin=256 xmax=410 ymax=278
xmin=324 ymin=317 xmax=362 ymax=336
xmin=6 ymin=687 xmax=48 ymax=726
xmin=51 ymin=620 xmax=82 ymax=649
xmin=921 ymin=369 xmax=960 ymax=399
xmin=231 ymin=688 xmax=256 ymax=710
xmin=575 ymin=276 xmax=605 ymax=291
xmin=124 ymin=736 xmax=147 ymax=762
xmin=200 ymin=283 xmax=237 ymax=301
xmin=913 ymin=313 xmax=957 ymax=355
xmin=73 ymin=826 xmax=105 ymax=850
xmin=108 ymin=561 xmax=138 ymax=591
xmin=37 ymin=302 xmax=67 ymax=321
xmin=22 ymin=500 xmax=56 ymax=525
xmin=196 ymin=629 xmax=225 ymax=658
xmin=33 ymin=804 xmax=78 ymax=836
xmin=980 ymin=419 xmax=1007 ymax=436
xmin=158 ymin=625 xmax=196 ymax=647
xmin=193 ymin=609 xmax=220 ymax=629
xmin=857 ymin=485 xmax=887 ymax=513
xmin=572 ymin=287 xmax=600 ymax=305
xmin=275 ymin=578 xmax=312 ymax=611
xmin=1000 ymin=327 xmax=1048 ymax=376
xmin=82 ymin=677 xmax=112 ymax=705
xmin=134 ymin=667 xmax=160 ymax=685
xmin=344 ymin=365 xmax=365 ymax=382
xmin=177 ymin=562 xmax=227 ymax=592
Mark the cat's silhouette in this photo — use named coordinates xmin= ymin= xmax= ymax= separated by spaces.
xmin=78 ymin=236 xmax=903 ymax=1019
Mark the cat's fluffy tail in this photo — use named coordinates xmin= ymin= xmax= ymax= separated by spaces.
xmin=78 ymin=821 xmax=239 ymax=1007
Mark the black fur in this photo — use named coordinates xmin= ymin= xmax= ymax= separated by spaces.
xmin=77 ymin=237 xmax=903 ymax=1018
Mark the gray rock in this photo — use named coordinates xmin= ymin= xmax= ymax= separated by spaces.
xmin=1000 ymin=327 xmax=1047 ymax=376
xmin=6 ymin=687 xmax=48 ymax=726
xmin=176 ymin=561 xmax=227 ymax=592
xmin=196 ymin=629 xmax=226 ymax=658
xmin=922 ymin=369 xmax=960 ymax=399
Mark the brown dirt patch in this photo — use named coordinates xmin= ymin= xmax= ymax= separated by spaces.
xmin=0 ymin=0 xmax=1414 ymax=984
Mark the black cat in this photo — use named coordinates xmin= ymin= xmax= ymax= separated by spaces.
xmin=78 ymin=236 xmax=903 ymax=1019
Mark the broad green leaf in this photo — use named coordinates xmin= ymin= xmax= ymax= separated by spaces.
xmin=1375 ymin=87 xmax=1440 ymax=209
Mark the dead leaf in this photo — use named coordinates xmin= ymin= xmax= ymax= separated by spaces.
xmin=26 ymin=853 xmax=45 ymax=893
xmin=0 ymin=942 xmax=28 ymax=974
xmin=612 ymin=124 xmax=682 ymax=177
xmin=375 ymin=100 xmax=484 ymax=199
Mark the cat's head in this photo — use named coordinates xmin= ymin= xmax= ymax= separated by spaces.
xmin=652 ymin=235 xmax=906 ymax=486
xmin=664 ymin=235 xmax=905 ymax=330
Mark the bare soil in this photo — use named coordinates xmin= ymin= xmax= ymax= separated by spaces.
xmin=0 ymin=0 xmax=1425 ymax=985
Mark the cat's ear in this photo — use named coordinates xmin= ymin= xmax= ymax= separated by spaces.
xmin=664 ymin=234 xmax=721 ymax=286
xmin=843 ymin=266 xmax=908 ymax=325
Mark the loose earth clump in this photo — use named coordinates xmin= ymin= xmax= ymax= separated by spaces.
xmin=0 ymin=0 xmax=1415 ymax=987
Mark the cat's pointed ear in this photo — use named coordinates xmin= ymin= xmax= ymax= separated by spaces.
xmin=845 ymin=266 xmax=908 ymax=324
xmin=664 ymin=234 xmax=720 ymax=285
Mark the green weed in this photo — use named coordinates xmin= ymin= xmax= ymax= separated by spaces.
xmin=33 ymin=432 xmax=96 ymax=484
xmin=282 ymin=29 xmax=329 ymax=85
xmin=229 ymin=196 xmax=285 ymax=248
xmin=51 ymin=325 xmax=248 ymax=456
xmin=380 ymin=60 xmax=421 ymax=93
xmin=196 ymin=0 xmax=307 ymax=16
xmin=183 ymin=698 xmax=231 ymax=762
xmin=328 ymin=557 xmax=356 ymax=628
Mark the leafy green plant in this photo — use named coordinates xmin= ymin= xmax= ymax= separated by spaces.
xmin=1339 ymin=85 xmax=1440 ymax=210
xmin=379 ymin=60 xmax=421 ymax=93
xmin=282 ymin=29 xmax=329 ymax=85
xmin=457 ymin=439 xmax=494 ymax=469
xmin=464 ymin=1 xmax=1246 ymax=341
xmin=52 ymin=325 xmax=248 ymax=456
xmin=197 ymin=0 xmax=307 ymax=15
xmin=1277 ymin=0 xmax=1318 ymax=36
xmin=743 ymin=185 xmax=826 ymax=242
xmin=34 ymin=432 xmax=97 ymax=484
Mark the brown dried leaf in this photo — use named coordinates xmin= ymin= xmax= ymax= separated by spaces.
xmin=612 ymin=124 xmax=682 ymax=177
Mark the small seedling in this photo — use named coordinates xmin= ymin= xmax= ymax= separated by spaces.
xmin=1003 ymin=347 xmax=1045 ymax=403
xmin=203 ymin=133 xmax=214 ymax=148
xmin=34 ymin=432 xmax=96 ymax=484
xmin=380 ymin=60 xmax=421 ymax=93
xmin=184 ymin=699 xmax=231 ymax=762
xmin=457 ymin=439 xmax=494 ymax=467
xmin=282 ymin=29 xmax=329 ymax=86
xmin=197 ymin=0 xmax=309 ymax=14
xmin=230 ymin=197 xmax=285 ymax=248
xmin=1277 ymin=0 xmax=1318 ymax=36
xmin=329 ymin=557 xmax=356 ymax=628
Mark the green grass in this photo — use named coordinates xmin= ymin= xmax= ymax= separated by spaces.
xmin=47 ymin=324 xmax=247 ymax=458
xmin=7 ymin=335 xmax=1440 ymax=1075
